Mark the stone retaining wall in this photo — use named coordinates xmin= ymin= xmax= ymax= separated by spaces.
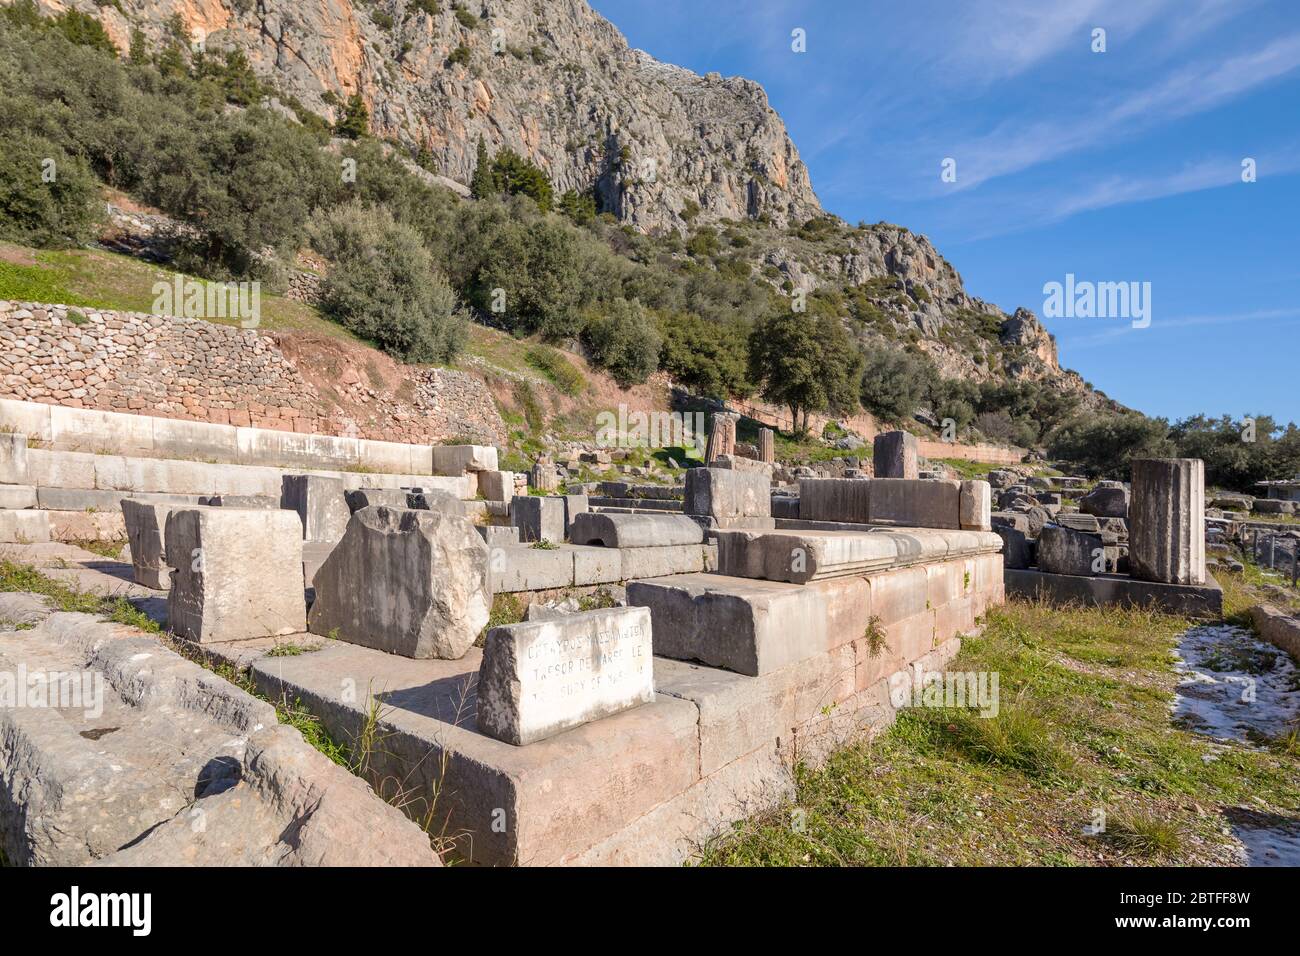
xmin=0 ymin=300 xmax=506 ymax=446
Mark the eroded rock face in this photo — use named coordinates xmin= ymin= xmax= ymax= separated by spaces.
xmin=102 ymin=0 xmax=820 ymax=233
xmin=308 ymin=505 xmax=492 ymax=659
xmin=0 ymin=612 xmax=439 ymax=867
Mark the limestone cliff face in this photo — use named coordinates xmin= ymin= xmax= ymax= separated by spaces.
xmin=74 ymin=0 xmax=821 ymax=233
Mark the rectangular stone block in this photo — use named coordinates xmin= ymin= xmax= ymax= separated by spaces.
xmin=572 ymin=545 xmax=623 ymax=585
xmin=166 ymin=508 xmax=305 ymax=643
xmin=25 ymin=449 xmax=96 ymax=489
xmin=479 ymin=471 xmax=516 ymax=502
xmin=628 ymin=574 xmax=830 ymax=676
xmin=281 ymin=474 xmax=351 ymax=542
xmin=868 ymin=479 xmax=961 ymax=529
xmin=1130 ymin=458 xmax=1205 ymax=585
xmin=122 ymin=498 xmax=181 ymax=590
xmin=683 ymin=467 xmax=770 ymax=520
xmin=477 ymin=606 xmax=655 ymax=745
xmin=477 ymin=524 xmax=521 ymax=548
xmin=798 ymin=478 xmax=870 ymax=523
xmin=510 ymin=495 xmax=565 ymax=543
xmin=873 ymin=430 xmax=918 ymax=479
xmin=959 ymin=480 xmax=992 ymax=531
xmin=0 ymin=485 xmax=36 ymax=509
xmin=716 ymin=529 xmax=901 ymax=583
xmin=562 ymin=493 xmax=589 ymax=536
xmin=619 ymin=543 xmax=707 ymax=579
xmin=0 ymin=432 xmax=29 ymax=484
xmin=0 ymin=509 xmax=50 ymax=543
xmin=433 ymin=445 xmax=499 ymax=475
xmin=490 ymin=545 xmax=576 ymax=592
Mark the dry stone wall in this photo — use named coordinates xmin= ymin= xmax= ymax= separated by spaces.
xmin=0 ymin=300 xmax=505 ymax=446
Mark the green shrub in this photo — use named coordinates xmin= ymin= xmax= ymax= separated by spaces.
xmin=447 ymin=44 xmax=471 ymax=66
xmin=308 ymin=201 xmax=467 ymax=364
xmin=581 ymin=297 xmax=661 ymax=387
xmin=0 ymin=133 xmax=102 ymax=248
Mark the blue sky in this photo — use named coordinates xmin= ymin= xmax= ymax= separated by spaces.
xmin=590 ymin=0 xmax=1300 ymax=425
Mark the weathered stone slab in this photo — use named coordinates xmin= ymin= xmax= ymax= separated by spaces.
xmin=684 ymin=467 xmax=770 ymax=520
xmin=166 ymin=508 xmax=306 ymax=643
xmin=1005 ymin=568 xmax=1221 ymax=618
xmin=562 ymin=493 xmax=589 ymax=536
xmin=1080 ymin=482 xmax=1129 ymax=518
xmin=308 ymin=506 xmax=491 ymax=659
xmin=628 ymin=574 xmax=830 ymax=676
xmin=798 ymin=478 xmax=870 ymax=523
xmin=121 ymin=499 xmax=179 ymax=590
xmin=959 ymin=480 xmax=992 ymax=530
xmin=0 ymin=433 xmax=28 ymax=484
xmin=704 ymin=412 xmax=738 ymax=462
xmin=407 ymin=489 xmax=467 ymax=516
xmin=1036 ymin=525 xmax=1105 ymax=577
xmin=479 ymin=470 xmax=516 ymax=502
xmin=0 ymin=613 xmax=436 ymax=867
xmin=0 ymin=485 xmax=36 ymax=509
xmin=477 ymin=524 xmax=521 ymax=548
xmin=511 ymin=495 xmax=565 ymax=543
xmin=0 ymin=509 xmax=50 ymax=543
xmin=872 ymin=430 xmax=918 ymax=479
xmin=199 ymin=494 xmax=279 ymax=509
xmin=1130 ymin=458 xmax=1205 ymax=585
xmin=281 ymin=474 xmax=350 ymax=542
xmin=570 ymin=512 xmax=704 ymax=548
xmin=868 ymin=478 xmax=961 ymax=529
xmin=1250 ymin=604 xmax=1300 ymax=660
xmin=620 ymin=542 xmax=712 ymax=579
xmin=432 ymin=444 xmax=498 ymax=475
xmin=477 ymin=606 xmax=655 ymax=745
xmin=991 ymin=514 xmax=1034 ymax=568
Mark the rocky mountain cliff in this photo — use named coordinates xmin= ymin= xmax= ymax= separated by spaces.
xmin=43 ymin=0 xmax=1107 ymax=410
xmin=78 ymin=0 xmax=821 ymax=233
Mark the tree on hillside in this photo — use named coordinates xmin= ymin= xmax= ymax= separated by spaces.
xmin=469 ymin=137 xmax=495 ymax=199
xmin=1048 ymin=412 xmax=1174 ymax=478
xmin=581 ymin=297 xmax=661 ymax=387
xmin=308 ymin=201 xmax=467 ymax=364
xmin=334 ymin=92 xmax=370 ymax=139
xmin=748 ymin=305 xmax=861 ymax=435
xmin=859 ymin=347 xmax=930 ymax=423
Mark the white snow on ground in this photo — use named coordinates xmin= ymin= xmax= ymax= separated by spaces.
xmin=1173 ymin=624 xmax=1300 ymax=744
xmin=1173 ymin=623 xmax=1300 ymax=865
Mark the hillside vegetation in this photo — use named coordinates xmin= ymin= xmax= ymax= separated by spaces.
xmin=0 ymin=3 xmax=1296 ymax=484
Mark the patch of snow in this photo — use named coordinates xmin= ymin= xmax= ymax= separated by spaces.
xmin=1172 ymin=624 xmax=1300 ymax=745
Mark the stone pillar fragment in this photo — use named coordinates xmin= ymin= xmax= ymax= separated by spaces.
xmin=757 ymin=428 xmax=775 ymax=464
xmin=705 ymin=412 xmax=739 ymax=462
xmin=1130 ymin=458 xmax=1205 ymax=585
xmin=873 ymin=430 xmax=918 ymax=479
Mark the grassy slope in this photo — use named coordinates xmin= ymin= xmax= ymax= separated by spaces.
xmin=699 ymin=573 xmax=1300 ymax=866
xmin=0 ymin=242 xmax=335 ymax=336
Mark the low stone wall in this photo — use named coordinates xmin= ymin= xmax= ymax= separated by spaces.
xmin=0 ymin=300 xmax=506 ymax=446
xmin=2 ymin=397 xmax=436 ymax=475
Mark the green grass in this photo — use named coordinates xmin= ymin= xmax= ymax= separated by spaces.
xmin=524 ymin=344 xmax=587 ymax=396
xmin=934 ymin=457 xmax=999 ymax=480
xmin=698 ymin=598 xmax=1300 ymax=866
xmin=0 ymin=242 xmax=337 ymax=335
